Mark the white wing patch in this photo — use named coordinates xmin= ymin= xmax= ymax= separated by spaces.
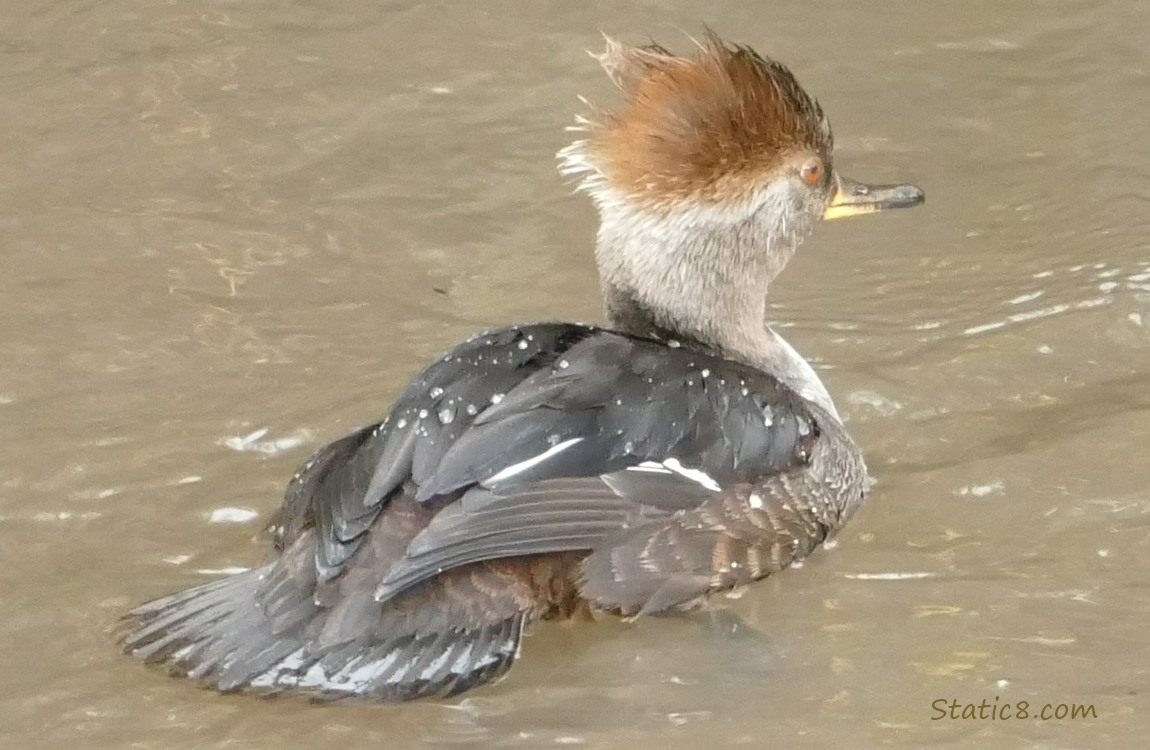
xmin=483 ymin=437 xmax=584 ymax=484
xmin=626 ymin=458 xmax=721 ymax=492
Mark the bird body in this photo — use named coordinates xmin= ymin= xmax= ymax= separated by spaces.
xmin=123 ymin=31 xmax=923 ymax=701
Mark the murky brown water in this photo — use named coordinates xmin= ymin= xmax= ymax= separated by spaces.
xmin=2 ymin=1 xmax=1148 ymax=748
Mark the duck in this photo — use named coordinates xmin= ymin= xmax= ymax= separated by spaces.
xmin=122 ymin=31 xmax=924 ymax=702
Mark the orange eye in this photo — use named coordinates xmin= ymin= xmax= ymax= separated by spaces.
xmin=800 ymin=156 xmax=825 ymax=185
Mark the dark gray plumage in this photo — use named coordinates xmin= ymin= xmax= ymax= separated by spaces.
xmin=122 ymin=324 xmax=864 ymax=700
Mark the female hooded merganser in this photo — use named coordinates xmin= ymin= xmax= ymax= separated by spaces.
xmin=123 ymin=33 xmax=924 ymax=701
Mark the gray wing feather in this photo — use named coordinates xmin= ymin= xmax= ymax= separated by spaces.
xmin=374 ymin=473 xmax=719 ymax=602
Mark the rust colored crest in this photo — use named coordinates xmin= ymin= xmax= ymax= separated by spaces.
xmin=562 ymin=32 xmax=832 ymax=208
